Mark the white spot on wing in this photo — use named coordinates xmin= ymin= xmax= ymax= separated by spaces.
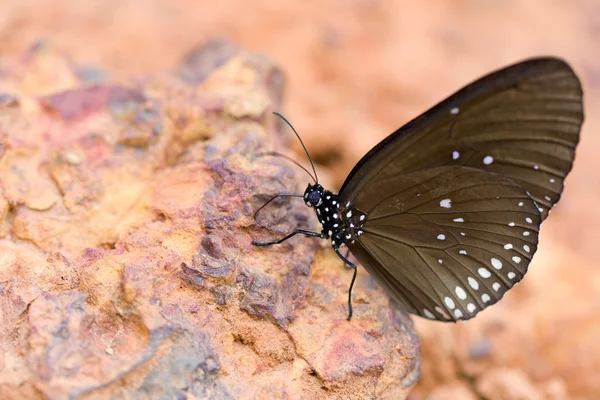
xmin=478 ymin=268 xmax=491 ymax=278
xmin=504 ymin=244 xmax=513 ymax=250
xmin=450 ymin=107 xmax=459 ymax=114
xmin=523 ymin=244 xmax=530 ymax=253
xmin=491 ymin=258 xmax=503 ymax=270
xmin=423 ymin=309 xmax=435 ymax=319
xmin=455 ymin=286 xmax=467 ymax=300
xmin=453 ymin=217 xmax=464 ymax=223
xmin=523 ymin=231 xmax=530 ymax=237
xmin=482 ymin=293 xmax=491 ymax=303
xmin=468 ymin=277 xmax=479 ymax=290
xmin=508 ymin=222 xmax=515 ymax=227
xmin=483 ymin=155 xmax=494 ymax=165
xmin=467 ymin=303 xmax=476 ymax=313
xmin=492 ymin=282 xmax=501 ymax=291
xmin=454 ymin=309 xmax=463 ymax=319
xmin=440 ymin=199 xmax=452 ymax=208
xmin=526 ymin=217 xmax=532 ymax=223
xmin=445 ymin=297 xmax=456 ymax=309
xmin=508 ymin=272 xmax=516 ymax=280
xmin=452 ymin=150 xmax=460 ymax=160
xmin=437 ymin=234 xmax=446 ymax=240
xmin=459 ymin=250 xmax=467 ymax=255
xmin=512 ymin=256 xmax=521 ymax=264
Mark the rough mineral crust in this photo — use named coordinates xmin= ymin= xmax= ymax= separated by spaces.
xmin=0 ymin=41 xmax=420 ymax=399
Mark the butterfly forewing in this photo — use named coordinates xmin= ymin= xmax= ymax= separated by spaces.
xmin=338 ymin=58 xmax=582 ymax=321
xmin=340 ymin=58 xmax=583 ymax=221
xmin=347 ymin=167 xmax=541 ymax=321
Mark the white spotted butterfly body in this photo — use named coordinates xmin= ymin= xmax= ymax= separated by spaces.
xmin=254 ymin=58 xmax=584 ymax=322
xmin=303 ymin=184 xmax=367 ymax=249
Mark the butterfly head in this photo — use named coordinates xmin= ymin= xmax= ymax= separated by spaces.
xmin=304 ymin=183 xmax=324 ymax=207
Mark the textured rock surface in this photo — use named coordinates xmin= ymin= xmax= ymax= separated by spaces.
xmin=0 ymin=43 xmax=419 ymax=399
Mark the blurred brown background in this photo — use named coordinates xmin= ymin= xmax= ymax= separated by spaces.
xmin=1 ymin=0 xmax=598 ymax=398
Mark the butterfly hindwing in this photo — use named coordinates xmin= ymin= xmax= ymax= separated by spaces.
xmin=347 ymin=167 xmax=540 ymax=321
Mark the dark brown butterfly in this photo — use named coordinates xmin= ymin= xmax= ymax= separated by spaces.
xmin=253 ymin=57 xmax=584 ymax=322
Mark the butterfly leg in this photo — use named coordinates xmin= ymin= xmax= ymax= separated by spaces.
xmin=334 ymin=248 xmax=358 ymax=321
xmin=342 ymin=248 xmax=352 ymax=269
xmin=252 ymin=229 xmax=324 ymax=246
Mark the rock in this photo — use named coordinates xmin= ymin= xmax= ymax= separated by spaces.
xmin=177 ymin=37 xmax=241 ymax=86
xmin=0 ymin=42 xmax=419 ymax=399
xmin=475 ymin=368 xmax=545 ymax=400
xmin=425 ymin=381 xmax=478 ymax=400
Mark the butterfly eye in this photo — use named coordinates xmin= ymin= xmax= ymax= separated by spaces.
xmin=307 ymin=191 xmax=322 ymax=207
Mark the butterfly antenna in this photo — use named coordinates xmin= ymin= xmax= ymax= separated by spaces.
xmin=257 ymin=151 xmax=316 ymax=183
xmin=272 ymin=112 xmax=319 ymax=184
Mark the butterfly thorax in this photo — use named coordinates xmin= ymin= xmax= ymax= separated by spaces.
xmin=303 ymin=183 xmax=367 ymax=249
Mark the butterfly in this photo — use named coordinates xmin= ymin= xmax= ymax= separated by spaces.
xmin=252 ymin=57 xmax=584 ymax=322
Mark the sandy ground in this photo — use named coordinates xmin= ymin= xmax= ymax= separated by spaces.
xmin=1 ymin=0 xmax=599 ymax=398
